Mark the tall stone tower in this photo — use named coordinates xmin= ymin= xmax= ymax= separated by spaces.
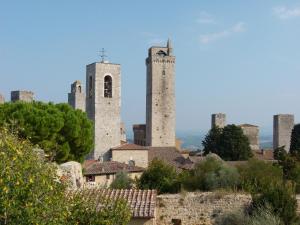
xmin=146 ymin=39 xmax=176 ymax=147
xmin=68 ymin=80 xmax=86 ymax=111
xmin=86 ymin=60 xmax=121 ymax=160
xmin=211 ymin=113 xmax=226 ymax=129
xmin=273 ymin=114 xmax=294 ymax=152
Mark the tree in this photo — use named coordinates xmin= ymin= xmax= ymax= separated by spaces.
xmin=202 ymin=126 xmax=222 ymax=155
xmin=110 ymin=171 xmax=133 ymax=189
xmin=203 ymin=125 xmax=252 ymax=161
xmin=290 ymin=124 xmax=300 ymax=158
xmin=138 ymin=159 xmax=180 ymax=194
xmin=0 ymin=102 xmax=93 ymax=163
xmin=0 ymin=128 xmax=131 ymax=225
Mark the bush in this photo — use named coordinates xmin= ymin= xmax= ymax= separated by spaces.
xmin=202 ymin=125 xmax=253 ymax=161
xmin=238 ymin=159 xmax=283 ymax=193
xmin=110 ymin=171 xmax=133 ymax=189
xmin=138 ymin=159 xmax=180 ymax=194
xmin=182 ymin=157 xmax=240 ymax=191
xmin=290 ymin=124 xmax=300 ymax=157
xmin=252 ymin=183 xmax=297 ymax=225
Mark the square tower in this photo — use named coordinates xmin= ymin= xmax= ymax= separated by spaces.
xmin=11 ymin=90 xmax=34 ymax=102
xmin=273 ymin=114 xmax=294 ymax=152
xmin=68 ymin=80 xmax=86 ymax=111
xmin=0 ymin=93 xmax=4 ymax=104
xmin=86 ymin=61 xmax=121 ymax=160
xmin=211 ymin=113 xmax=226 ymax=129
xmin=146 ymin=40 xmax=176 ymax=147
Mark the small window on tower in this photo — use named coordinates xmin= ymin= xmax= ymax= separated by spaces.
xmin=104 ymin=75 xmax=112 ymax=98
xmin=162 ymin=70 xmax=166 ymax=76
xmin=89 ymin=76 xmax=93 ymax=98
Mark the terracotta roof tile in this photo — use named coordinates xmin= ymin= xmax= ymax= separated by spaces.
xmin=83 ymin=161 xmax=145 ymax=175
xmin=71 ymin=189 xmax=157 ymax=218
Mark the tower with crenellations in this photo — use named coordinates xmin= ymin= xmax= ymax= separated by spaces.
xmin=145 ymin=39 xmax=176 ymax=147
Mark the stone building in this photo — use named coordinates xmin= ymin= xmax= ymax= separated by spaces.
xmin=11 ymin=90 xmax=34 ymax=102
xmin=211 ymin=113 xmax=226 ymax=128
xmin=239 ymin=124 xmax=260 ymax=150
xmin=86 ymin=60 xmax=121 ymax=160
xmin=68 ymin=80 xmax=85 ymax=111
xmin=0 ymin=93 xmax=4 ymax=104
xmin=146 ymin=39 xmax=176 ymax=147
xmin=111 ymin=143 xmax=149 ymax=168
xmin=273 ymin=114 xmax=294 ymax=152
xmin=83 ymin=160 xmax=144 ymax=188
xmin=133 ymin=124 xmax=146 ymax=146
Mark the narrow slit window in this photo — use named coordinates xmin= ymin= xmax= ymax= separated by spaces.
xmin=89 ymin=76 xmax=93 ymax=98
xmin=104 ymin=75 xmax=112 ymax=98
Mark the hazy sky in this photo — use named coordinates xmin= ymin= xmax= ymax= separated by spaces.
xmin=1 ymin=1 xmax=300 ymax=134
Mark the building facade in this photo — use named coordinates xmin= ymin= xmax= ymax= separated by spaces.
xmin=239 ymin=124 xmax=260 ymax=150
xmin=68 ymin=80 xmax=86 ymax=111
xmin=133 ymin=124 xmax=146 ymax=146
xmin=273 ymin=114 xmax=294 ymax=152
xmin=146 ymin=40 xmax=176 ymax=147
xmin=211 ymin=113 xmax=226 ymax=129
xmin=0 ymin=94 xmax=4 ymax=104
xmin=11 ymin=90 xmax=34 ymax=102
xmin=86 ymin=61 xmax=121 ymax=160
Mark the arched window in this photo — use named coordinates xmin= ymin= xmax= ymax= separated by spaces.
xmin=104 ymin=75 xmax=112 ymax=98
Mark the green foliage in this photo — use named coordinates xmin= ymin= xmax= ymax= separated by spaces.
xmin=69 ymin=193 xmax=131 ymax=225
xmin=202 ymin=125 xmax=252 ymax=161
xmin=181 ymin=156 xmax=240 ymax=191
xmin=0 ymin=128 xmax=69 ymax=224
xmin=110 ymin=171 xmax=133 ymax=189
xmin=0 ymin=128 xmax=131 ymax=225
xmin=290 ymin=124 xmax=300 ymax=157
xmin=252 ymin=183 xmax=297 ymax=225
xmin=238 ymin=159 xmax=283 ymax=194
xmin=138 ymin=159 xmax=180 ymax=194
xmin=0 ymin=102 xmax=93 ymax=163
xmin=274 ymin=146 xmax=287 ymax=161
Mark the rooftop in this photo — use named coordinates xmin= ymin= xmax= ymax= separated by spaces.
xmin=83 ymin=160 xmax=145 ymax=175
xmin=71 ymin=189 xmax=156 ymax=219
xmin=112 ymin=143 xmax=149 ymax=151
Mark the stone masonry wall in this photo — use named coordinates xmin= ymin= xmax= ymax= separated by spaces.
xmin=273 ymin=114 xmax=294 ymax=152
xmin=211 ymin=113 xmax=226 ymax=129
xmin=112 ymin=149 xmax=148 ymax=168
xmin=156 ymin=192 xmax=251 ymax=225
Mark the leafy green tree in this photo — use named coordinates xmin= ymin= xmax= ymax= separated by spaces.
xmin=274 ymin=146 xmax=287 ymax=161
xmin=110 ymin=171 xmax=133 ymax=189
xmin=202 ymin=126 xmax=222 ymax=155
xmin=138 ymin=159 xmax=180 ymax=194
xmin=290 ymin=124 xmax=300 ymax=158
xmin=181 ymin=156 xmax=240 ymax=191
xmin=0 ymin=102 xmax=93 ymax=163
xmin=0 ymin=128 xmax=131 ymax=225
xmin=0 ymin=128 xmax=69 ymax=224
xmin=202 ymin=125 xmax=252 ymax=161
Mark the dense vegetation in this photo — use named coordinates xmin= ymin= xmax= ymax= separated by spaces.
xmin=0 ymin=102 xmax=93 ymax=163
xmin=110 ymin=171 xmax=133 ymax=189
xmin=0 ymin=128 xmax=131 ymax=225
xmin=202 ymin=124 xmax=253 ymax=161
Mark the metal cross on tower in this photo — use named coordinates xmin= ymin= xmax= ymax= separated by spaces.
xmin=100 ymin=48 xmax=107 ymax=63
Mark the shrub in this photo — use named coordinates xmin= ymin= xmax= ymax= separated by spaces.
xmin=110 ymin=171 xmax=133 ymax=189
xmin=182 ymin=157 xmax=240 ymax=191
xmin=138 ymin=158 xmax=180 ymax=194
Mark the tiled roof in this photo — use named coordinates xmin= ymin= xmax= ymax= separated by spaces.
xmin=71 ymin=189 xmax=156 ymax=219
xmin=83 ymin=160 xmax=145 ymax=175
xmin=112 ymin=143 xmax=149 ymax=151
xmin=148 ymin=147 xmax=194 ymax=171
xmin=239 ymin=124 xmax=259 ymax=127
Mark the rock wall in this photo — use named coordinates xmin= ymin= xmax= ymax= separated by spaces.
xmin=156 ymin=192 xmax=251 ymax=225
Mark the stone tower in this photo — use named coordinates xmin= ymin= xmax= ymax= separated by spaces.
xmin=11 ymin=90 xmax=34 ymax=102
xmin=86 ymin=60 xmax=121 ymax=160
xmin=68 ymin=80 xmax=86 ymax=111
xmin=0 ymin=93 xmax=5 ymax=104
xmin=273 ymin=114 xmax=294 ymax=152
xmin=211 ymin=113 xmax=226 ymax=129
xmin=146 ymin=39 xmax=176 ymax=147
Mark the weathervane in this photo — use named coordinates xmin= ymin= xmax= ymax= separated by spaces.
xmin=100 ymin=48 xmax=107 ymax=63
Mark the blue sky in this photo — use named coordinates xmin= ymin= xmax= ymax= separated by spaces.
xmin=1 ymin=1 xmax=300 ymax=134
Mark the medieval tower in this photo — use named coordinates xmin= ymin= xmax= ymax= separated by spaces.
xmin=86 ymin=60 xmax=121 ymax=160
xmin=68 ymin=80 xmax=86 ymax=111
xmin=146 ymin=40 xmax=176 ymax=147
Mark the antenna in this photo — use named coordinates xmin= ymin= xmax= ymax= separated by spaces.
xmin=99 ymin=48 xmax=107 ymax=63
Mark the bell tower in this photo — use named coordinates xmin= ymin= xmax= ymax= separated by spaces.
xmin=146 ymin=39 xmax=176 ymax=147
